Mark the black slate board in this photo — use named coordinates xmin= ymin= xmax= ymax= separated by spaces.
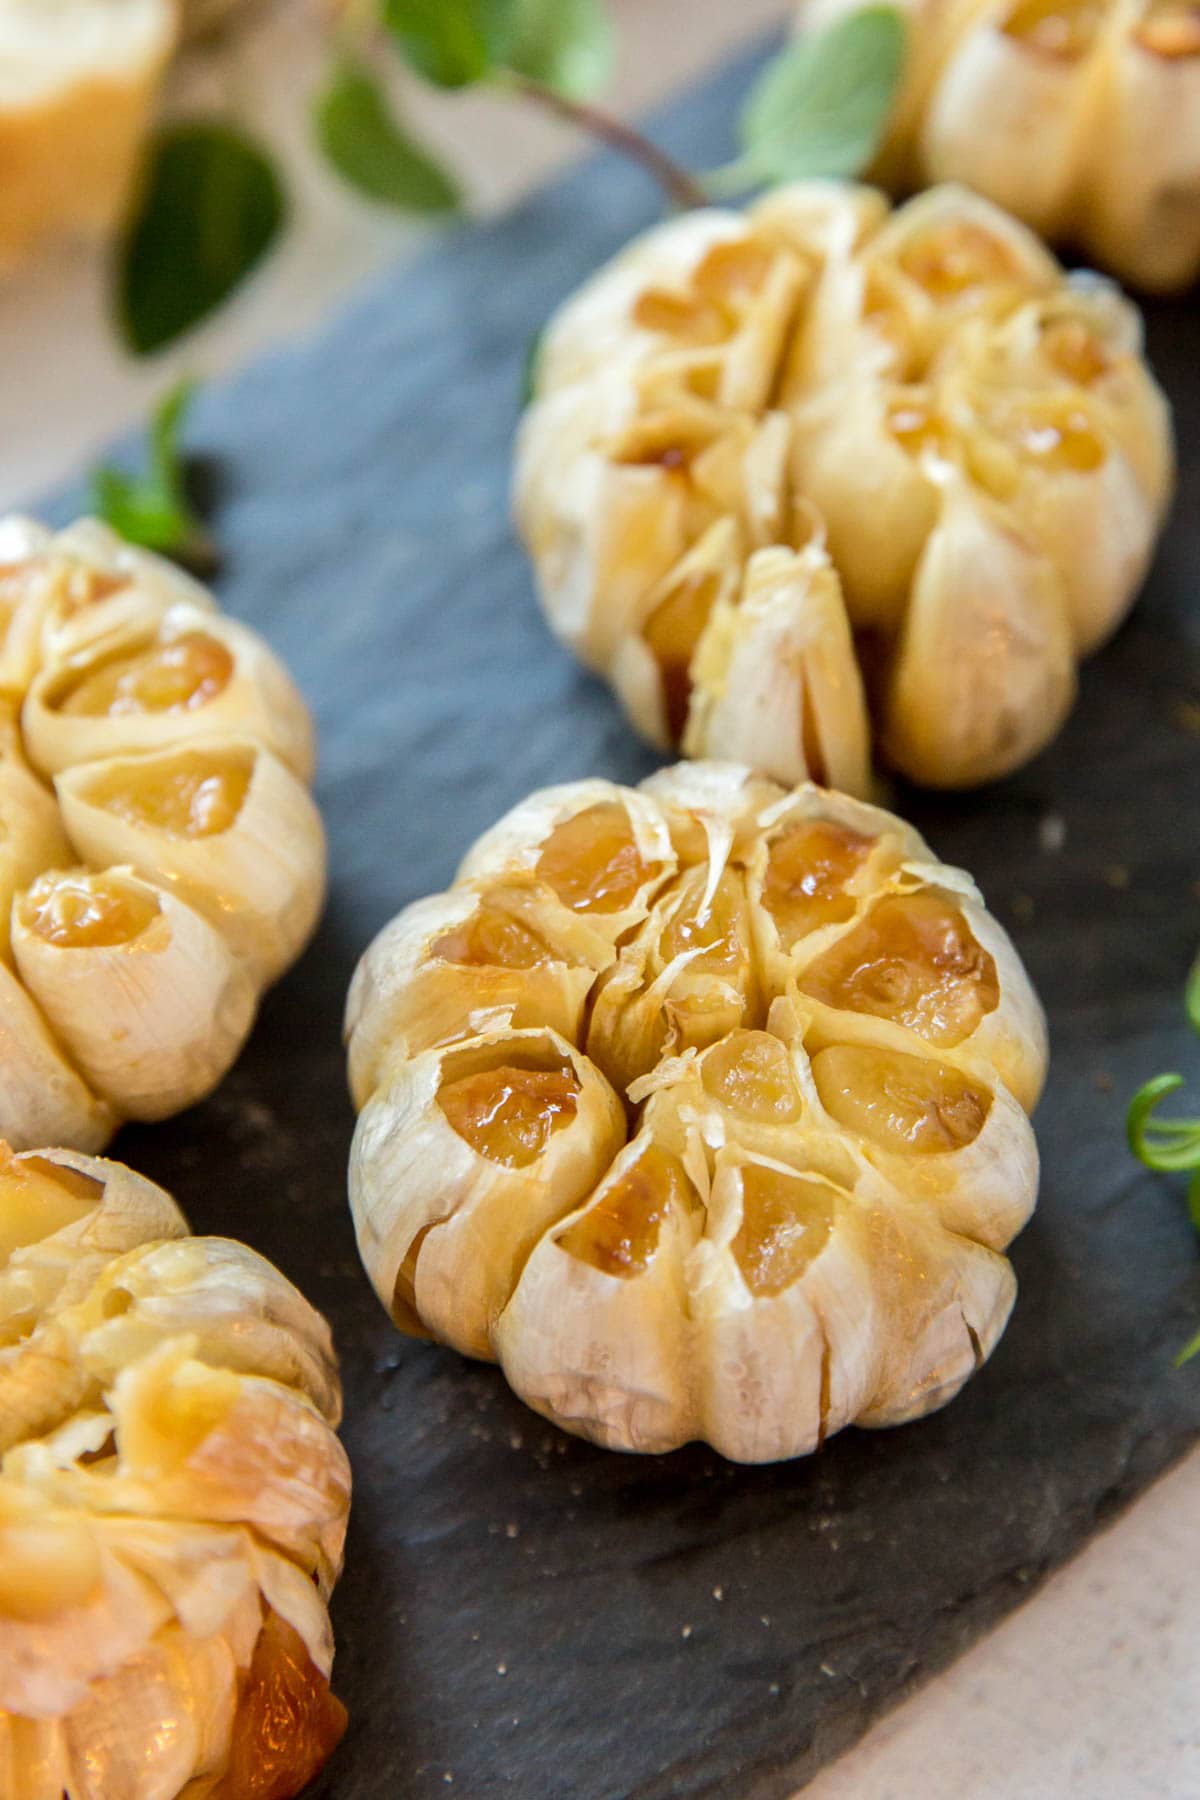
xmin=47 ymin=35 xmax=1200 ymax=1800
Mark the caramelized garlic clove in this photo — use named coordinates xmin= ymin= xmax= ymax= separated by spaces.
xmin=55 ymin=738 xmax=325 ymax=985
xmin=682 ymin=542 xmax=872 ymax=796
xmin=789 ymin=376 xmax=941 ymax=632
xmin=457 ymin=779 xmax=675 ymax=944
xmin=976 ymin=389 xmax=1166 ymax=654
xmin=688 ymin=1152 xmax=882 ymax=1462
xmin=918 ymin=0 xmax=1105 ymax=239
xmin=349 ymin=1029 xmax=625 ymax=1358
xmin=793 ymin=886 xmax=1048 ymax=1112
xmin=344 ymin=885 xmax=606 ymax=1109
xmin=0 ymin=745 xmax=72 ymax=963
xmin=1076 ymin=12 xmax=1200 ymax=293
xmin=809 ymin=1041 xmax=1039 ymax=1248
xmin=881 ymin=474 xmax=1076 ymax=787
xmin=494 ymin=1136 xmax=702 ymax=1454
xmin=0 ymin=965 xmax=114 ymax=1154
xmin=586 ymin=863 xmax=761 ymax=1097
xmin=11 ymin=867 xmax=257 ymax=1122
xmin=23 ymin=603 xmax=315 ymax=783
xmin=514 ymin=381 xmax=693 ymax=671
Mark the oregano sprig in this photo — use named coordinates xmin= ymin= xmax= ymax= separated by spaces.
xmin=92 ymin=379 xmax=217 ymax=576
xmin=1127 ymin=952 xmax=1200 ymax=1364
xmin=116 ymin=2 xmax=906 ymax=356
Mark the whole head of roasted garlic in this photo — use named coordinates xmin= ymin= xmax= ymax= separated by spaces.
xmin=0 ymin=515 xmax=325 ymax=1155
xmin=346 ymin=763 xmax=1046 ymax=1462
xmin=799 ymin=0 xmax=1200 ymax=295
xmin=515 ymin=181 xmax=1174 ymax=795
xmin=0 ymin=1142 xmax=350 ymax=1799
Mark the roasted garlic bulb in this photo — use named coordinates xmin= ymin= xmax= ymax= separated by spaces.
xmin=0 ymin=516 xmax=324 ymax=1153
xmin=801 ymin=0 xmax=1200 ymax=294
xmin=515 ymin=182 xmax=1173 ymax=792
xmin=347 ymin=763 xmax=1046 ymax=1461
xmin=0 ymin=1 xmax=178 ymax=265
xmin=0 ymin=1142 xmax=350 ymax=1799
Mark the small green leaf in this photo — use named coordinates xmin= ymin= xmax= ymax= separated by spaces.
xmin=1188 ymin=1170 xmax=1200 ymax=1237
xmin=118 ymin=123 xmax=285 ymax=357
xmin=496 ymin=0 xmax=613 ymax=99
xmin=382 ymin=0 xmax=495 ymax=88
xmin=91 ymin=379 xmax=217 ymax=574
xmin=315 ymin=60 xmax=461 ymax=211
xmin=1175 ymin=1322 xmax=1200 ymax=1368
xmin=520 ymin=324 xmax=545 ymax=409
xmin=737 ymin=5 xmax=906 ymax=184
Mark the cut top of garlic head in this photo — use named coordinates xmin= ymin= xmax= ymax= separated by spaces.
xmin=0 ymin=516 xmax=325 ymax=1155
xmin=0 ymin=1142 xmax=350 ymax=1800
xmin=346 ymin=763 xmax=1046 ymax=1462
xmin=799 ymin=0 xmax=1200 ymax=294
xmin=515 ymin=180 xmax=1173 ymax=793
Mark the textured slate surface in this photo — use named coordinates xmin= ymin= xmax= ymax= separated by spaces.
xmin=48 ymin=36 xmax=1200 ymax=1800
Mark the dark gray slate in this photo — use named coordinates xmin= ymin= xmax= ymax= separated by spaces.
xmin=47 ymin=34 xmax=1200 ymax=1800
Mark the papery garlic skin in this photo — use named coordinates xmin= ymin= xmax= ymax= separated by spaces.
xmin=798 ymin=0 xmax=1200 ymax=294
xmin=515 ymin=181 xmax=1173 ymax=792
xmin=0 ymin=1142 xmax=350 ymax=1800
xmin=0 ymin=517 xmax=325 ymax=1151
xmin=347 ymin=763 xmax=1045 ymax=1462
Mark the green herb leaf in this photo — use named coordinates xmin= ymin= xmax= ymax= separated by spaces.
xmin=736 ymin=5 xmax=906 ymax=184
xmin=520 ymin=324 xmax=545 ymax=408
xmin=118 ymin=123 xmax=285 ymax=357
xmin=1175 ymin=1320 xmax=1200 ymax=1368
xmin=382 ymin=0 xmax=495 ymax=88
xmin=495 ymin=0 xmax=613 ymax=99
xmin=1127 ymin=1072 xmax=1200 ymax=1173
xmin=1186 ymin=952 xmax=1200 ymax=1036
xmin=91 ymin=379 xmax=217 ymax=574
xmin=315 ymin=60 xmax=461 ymax=211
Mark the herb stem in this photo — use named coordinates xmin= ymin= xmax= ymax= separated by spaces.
xmin=503 ymin=73 xmax=708 ymax=211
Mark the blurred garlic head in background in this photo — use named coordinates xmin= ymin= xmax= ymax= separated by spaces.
xmin=515 ymin=181 xmax=1173 ymax=792
xmin=346 ymin=762 xmax=1046 ymax=1462
xmin=0 ymin=1143 xmax=350 ymax=1800
xmin=0 ymin=516 xmax=325 ymax=1154
xmin=800 ymin=0 xmax=1200 ymax=294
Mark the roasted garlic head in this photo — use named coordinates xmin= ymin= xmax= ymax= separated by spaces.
xmin=515 ymin=182 xmax=1173 ymax=792
xmin=0 ymin=1 xmax=178 ymax=265
xmin=801 ymin=0 xmax=1200 ymax=294
xmin=0 ymin=1142 xmax=350 ymax=1799
xmin=347 ymin=763 xmax=1046 ymax=1461
xmin=0 ymin=516 xmax=325 ymax=1153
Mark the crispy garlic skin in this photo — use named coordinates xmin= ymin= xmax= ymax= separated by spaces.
xmin=0 ymin=1143 xmax=350 ymax=1800
xmin=801 ymin=0 xmax=1200 ymax=295
xmin=347 ymin=763 xmax=1047 ymax=1462
xmin=0 ymin=1 xmax=179 ymax=266
xmin=514 ymin=181 xmax=1173 ymax=792
xmin=0 ymin=516 xmax=325 ymax=1153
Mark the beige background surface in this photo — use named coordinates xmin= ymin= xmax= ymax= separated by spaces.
xmin=2 ymin=4 xmax=1197 ymax=1795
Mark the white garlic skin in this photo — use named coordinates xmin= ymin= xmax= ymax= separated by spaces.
xmin=348 ymin=763 xmax=1047 ymax=1462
